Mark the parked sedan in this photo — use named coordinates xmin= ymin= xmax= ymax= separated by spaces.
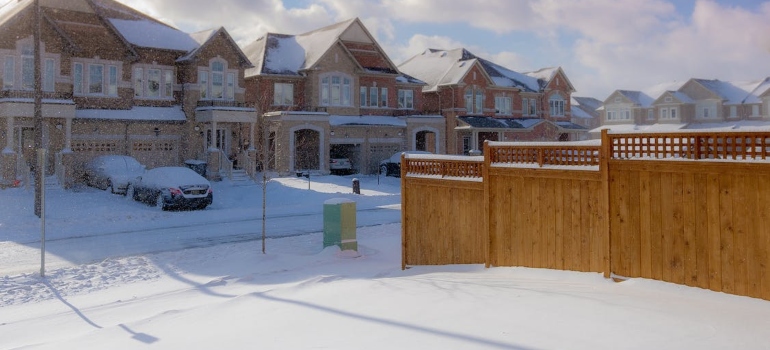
xmin=84 ymin=155 xmax=145 ymax=194
xmin=379 ymin=151 xmax=431 ymax=177
xmin=329 ymin=157 xmax=352 ymax=175
xmin=127 ymin=167 xmax=213 ymax=211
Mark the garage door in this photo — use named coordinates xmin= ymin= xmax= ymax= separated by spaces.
xmin=130 ymin=136 xmax=180 ymax=169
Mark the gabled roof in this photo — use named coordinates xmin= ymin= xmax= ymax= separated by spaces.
xmin=691 ymin=78 xmax=755 ymax=105
xmin=400 ymin=48 xmax=545 ymax=93
xmin=616 ymin=90 xmax=655 ymax=107
xmin=524 ymin=67 xmax=575 ymax=93
xmin=243 ymin=18 xmax=400 ymax=78
xmin=571 ymin=96 xmax=602 ymax=119
xmin=749 ymin=77 xmax=770 ymax=101
xmin=177 ymin=27 xmax=253 ymax=67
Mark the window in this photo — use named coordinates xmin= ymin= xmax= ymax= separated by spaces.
xmin=752 ymin=105 xmax=760 ymax=116
xmin=164 ymin=70 xmax=173 ymax=98
xmin=549 ymin=94 xmax=565 ymax=116
xmin=670 ymin=108 xmax=677 ymax=119
xmin=647 ymin=109 xmax=654 ymax=120
xmin=730 ymin=105 xmax=737 ymax=117
xmin=133 ymin=66 xmax=173 ymax=99
xmin=199 ymin=71 xmax=208 ymax=99
xmin=147 ymin=69 xmax=161 ymax=98
xmin=21 ymin=44 xmax=33 ymax=90
xmin=226 ymin=73 xmax=234 ymax=100
xmin=703 ymin=108 xmax=709 ymax=118
xmin=359 ymin=86 xmax=366 ymax=107
xmin=462 ymin=136 xmax=471 ymax=154
xmin=465 ymin=87 xmax=484 ymax=114
xmin=3 ymin=56 xmax=14 ymax=89
xmin=211 ymin=61 xmax=224 ymax=99
xmin=73 ymin=63 xmax=83 ymax=94
xmin=529 ymin=98 xmax=537 ymax=116
xmin=381 ymin=87 xmax=388 ymax=107
xmin=475 ymin=89 xmax=483 ymax=114
xmin=88 ymin=64 xmax=103 ymax=94
xmin=398 ymin=89 xmax=414 ymax=109
xmin=607 ymin=109 xmax=631 ymax=121
xmin=273 ymin=82 xmax=293 ymax=106
xmin=369 ymin=87 xmax=378 ymax=107
xmin=464 ymin=89 xmax=473 ymax=113
xmin=107 ymin=65 xmax=117 ymax=95
xmin=320 ymin=74 xmax=352 ymax=106
xmin=495 ymin=96 xmax=512 ymax=115
xmin=660 ymin=108 xmax=668 ymax=119
xmin=134 ymin=67 xmax=143 ymax=97
xmin=522 ymin=98 xmax=528 ymax=116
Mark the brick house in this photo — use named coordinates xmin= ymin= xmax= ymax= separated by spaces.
xmin=398 ymin=48 xmax=585 ymax=155
xmin=242 ymin=18 xmax=444 ymax=175
xmin=594 ymin=78 xmax=770 ymax=136
xmin=0 ymin=0 xmax=255 ymax=187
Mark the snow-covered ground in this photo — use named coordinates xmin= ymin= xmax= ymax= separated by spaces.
xmin=2 ymin=174 xmax=770 ymax=349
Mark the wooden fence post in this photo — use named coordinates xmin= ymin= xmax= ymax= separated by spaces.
xmin=401 ymin=153 xmax=407 ymax=270
xmin=484 ymin=140 xmax=492 ymax=268
xmin=601 ymin=129 xmax=612 ymax=278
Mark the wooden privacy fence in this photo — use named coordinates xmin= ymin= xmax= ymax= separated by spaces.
xmin=401 ymin=130 xmax=770 ymax=301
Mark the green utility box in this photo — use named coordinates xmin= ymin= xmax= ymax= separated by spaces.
xmin=323 ymin=198 xmax=357 ymax=251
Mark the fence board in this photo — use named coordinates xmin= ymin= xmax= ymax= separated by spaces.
xmin=720 ymin=174 xmax=735 ymax=294
xmin=403 ymin=132 xmax=770 ymax=301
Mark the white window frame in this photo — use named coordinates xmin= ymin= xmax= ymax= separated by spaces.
xmin=495 ymin=96 xmax=512 ymax=115
xmin=359 ymin=86 xmax=367 ymax=107
xmin=398 ymin=89 xmax=414 ymax=109
xmin=730 ymin=105 xmax=737 ymax=118
xmin=133 ymin=65 xmax=174 ymax=100
xmin=88 ymin=64 xmax=104 ymax=95
xmin=107 ymin=64 xmax=117 ymax=96
xmin=381 ymin=87 xmax=388 ymax=107
xmin=73 ymin=62 xmax=83 ymax=95
xmin=464 ymin=89 xmax=473 ymax=113
xmin=549 ymin=94 xmax=565 ymax=116
xmin=3 ymin=56 xmax=14 ymax=89
xmin=647 ymin=109 xmax=654 ymax=121
xmin=21 ymin=44 xmax=33 ymax=90
xmin=369 ymin=86 xmax=378 ymax=107
xmin=320 ymin=73 xmax=352 ymax=106
xmin=522 ymin=98 xmax=528 ymax=116
xmin=752 ymin=104 xmax=760 ymax=117
xmin=198 ymin=59 xmax=235 ymax=101
xmin=529 ymin=98 xmax=537 ymax=116
xmin=273 ymin=82 xmax=294 ymax=106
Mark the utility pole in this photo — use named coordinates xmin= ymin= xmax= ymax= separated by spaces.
xmin=33 ymin=0 xmax=43 ymax=217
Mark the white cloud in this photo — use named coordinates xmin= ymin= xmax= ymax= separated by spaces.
xmin=114 ymin=0 xmax=770 ymax=99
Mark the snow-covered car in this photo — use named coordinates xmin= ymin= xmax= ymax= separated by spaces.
xmin=379 ymin=151 xmax=431 ymax=177
xmin=127 ymin=167 xmax=213 ymax=211
xmin=83 ymin=155 xmax=145 ymax=194
xmin=329 ymin=157 xmax=352 ymax=174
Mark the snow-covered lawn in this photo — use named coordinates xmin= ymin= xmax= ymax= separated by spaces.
xmin=2 ymin=174 xmax=770 ymax=349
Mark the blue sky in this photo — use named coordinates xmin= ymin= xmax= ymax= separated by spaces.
xmin=122 ymin=0 xmax=770 ymax=100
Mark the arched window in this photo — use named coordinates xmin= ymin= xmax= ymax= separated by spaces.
xmin=549 ymin=93 xmax=565 ymax=116
xmin=211 ymin=61 xmax=224 ymax=99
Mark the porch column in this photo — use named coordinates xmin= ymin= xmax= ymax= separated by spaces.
xmin=2 ymin=117 xmax=16 ymax=186
xmin=249 ymin=121 xmax=255 ymax=150
xmin=4 ymin=116 xmax=13 ymax=152
xmin=210 ymin=121 xmax=217 ymax=150
xmin=64 ymin=117 xmax=72 ymax=151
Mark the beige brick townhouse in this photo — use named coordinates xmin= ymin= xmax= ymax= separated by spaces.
xmin=0 ymin=0 xmax=255 ymax=187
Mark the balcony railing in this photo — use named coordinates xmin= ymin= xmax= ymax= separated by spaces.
xmin=196 ymin=100 xmax=248 ymax=108
xmin=0 ymin=89 xmax=73 ymax=100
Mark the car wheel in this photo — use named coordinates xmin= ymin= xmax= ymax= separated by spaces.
xmin=156 ymin=194 xmax=166 ymax=211
xmin=126 ymin=184 xmax=136 ymax=200
xmin=380 ymin=165 xmax=388 ymax=177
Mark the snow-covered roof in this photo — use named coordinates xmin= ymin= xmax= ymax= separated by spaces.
xmin=642 ymin=81 xmax=684 ymax=101
xmin=683 ymin=120 xmax=770 ymax=132
xmin=75 ymin=106 xmax=186 ymax=121
xmin=329 ymin=115 xmax=407 ymax=127
xmin=245 ymin=18 xmax=379 ymax=78
xmin=571 ymin=105 xmax=595 ymax=119
xmin=616 ymin=90 xmax=655 ymax=107
xmin=398 ymin=48 xmax=545 ymax=93
xmin=693 ymin=79 xmax=756 ymax=105
xmin=741 ymin=77 xmax=770 ymax=104
xmin=589 ymin=123 xmax=687 ymax=134
xmin=0 ymin=0 xmax=30 ymax=29
xmin=109 ymin=18 xmax=199 ymax=51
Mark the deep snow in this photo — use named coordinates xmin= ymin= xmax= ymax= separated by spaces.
xmin=2 ymin=174 xmax=770 ymax=349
